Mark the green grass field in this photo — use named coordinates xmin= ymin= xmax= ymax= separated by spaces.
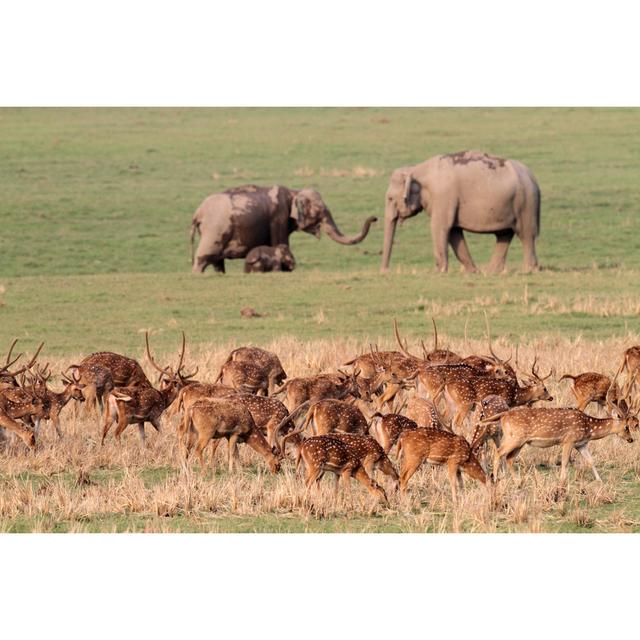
xmin=2 ymin=108 xmax=640 ymax=533
xmin=2 ymin=108 xmax=640 ymax=354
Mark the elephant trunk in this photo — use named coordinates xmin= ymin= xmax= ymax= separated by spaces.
xmin=321 ymin=213 xmax=377 ymax=245
xmin=380 ymin=199 xmax=398 ymax=272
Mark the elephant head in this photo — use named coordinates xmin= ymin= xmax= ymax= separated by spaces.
xmin=292 ymin=188 xmax=377 ymax=245
xmin=381 ymin=170 xmax=424 ymax=272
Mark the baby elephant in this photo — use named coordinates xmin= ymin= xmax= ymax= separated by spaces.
xmin=244 ymin=244 xmax=296 ymax=273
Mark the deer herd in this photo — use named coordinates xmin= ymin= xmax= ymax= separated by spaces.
xmin=1 ymin=319 xmax=639 ymax=507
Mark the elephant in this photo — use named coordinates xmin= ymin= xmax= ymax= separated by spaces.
xmin=244 ymin=244 xmax=296 ymax=273
xmin=380 ymin=150 xmax=541 ymax=274
xmin=190 ymin=185 xmax=377 ymax=273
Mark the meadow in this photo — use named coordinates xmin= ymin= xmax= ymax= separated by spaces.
xmin=1 ymin=108 xmax=640 ymax=532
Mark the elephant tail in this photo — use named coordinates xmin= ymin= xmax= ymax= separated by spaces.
xmin=189 ymin=220 xmax=199 ymax=265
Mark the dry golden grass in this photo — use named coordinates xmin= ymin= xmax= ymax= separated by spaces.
xmin=2 ymin=334 xmax=640 ymax=532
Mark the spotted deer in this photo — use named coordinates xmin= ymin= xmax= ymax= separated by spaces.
xmin=274 ymin=370 xmax=362 ymax=413
xmin=490 ymin=387 xmax=637 ymax=483
xmin=0 ymin=376 xmax=47 ymax=449
xmin=560 ymin=372 xmax=616 ymax=411
xmin=300 ymin=398 xmax=369 ymax=436
xmin=289 ymin=434 xmax=387 ymax=502
xmin=218 ymin=346 xmax=287 ymax=395
xmin=621 ymin=346 xmax=640 ymax=391
xmin=181 ymin=398 xmax=281 ymax=473
xmin=469 ymin=394 xmax=511 ymax=474
xmin=368 ymin=413 xmax=420 ymax=454
xmin=101 ymin=334 xmax=197 ymax=444
xmin=405 ymin=397 xmax=446 ymax=429
xmin=322 ymin=432 xmax=399 ymax=489
xmin=33 ymin=366 xmax=86 ymax=439
xmin=216 ymin=360 xmax=270 ymax=396
xmin=397 ymin=428 xmax=488 ymax=501
xmin=442 ymin=356 xmax=553 ymax=434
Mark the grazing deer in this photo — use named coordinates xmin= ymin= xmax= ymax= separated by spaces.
xmin=397 ymin=428 xmax=488 ymax=501
xmin=218 ymin=346 xmax=287 ymax=395
xmin=216 ymin=360 xmax=270 ymax=396
xmin=182 ymin=398 xmax=280 ymax=473
xmin=368 ymin=413 xmax=420 ymax=454
xmin=290 ymin=435 xmax=387 ymax=502
xmin=491 ymin=390 xmax=637 ymax=483
xmin=560 ymin=372 xmax=616 ymax=411
xmin=442 ymin=356 xmax=553 ymax=434
xmin=322 ymin=432 xmax=399 ymax=489
xmin=300 ymin=398 xmax=369 ymax=436
xmin=274 ymin=370 xmax=361 ymax=413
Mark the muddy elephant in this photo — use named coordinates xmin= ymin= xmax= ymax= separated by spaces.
xmin=380 ymin=150 xmax=541 ymax=274
xmin=190 ymin=185 xmax=377 ymax=273
xmin=244 ymin=244 xmax=296 ymax=273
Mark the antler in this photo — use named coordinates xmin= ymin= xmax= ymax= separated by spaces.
xmin=145 ymin=331 xmax=168 ymax=374
xmin=6 ymin=342 xmax=44 ymax=378
xmin=393 ymin=319 xmax=416 ymax=360
xmin=2 ymin=338 xmax=22 ymax=371
xmin=432 ymin=317 xmax=439 ymax=352
xmin=484 ymin=312 xmax=512 ymax=365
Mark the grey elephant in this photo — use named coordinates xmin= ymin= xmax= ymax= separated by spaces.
xmin=381 ymin=150 xmax=541 ymax=274
xmin=244 ymin=244 xmax=296 ymax=273
xmin=190 ymin=185 xmax=377 ymax=273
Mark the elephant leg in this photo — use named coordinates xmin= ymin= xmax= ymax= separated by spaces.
xmin=212 ymin=259 xmax=226 ymax=274
xmin=520 ymin=234 xmax=539 ymax=272
xmin=431 ymin=222 xmax=450 ymax=273
xmin=486 ymin=230 xmax=514 ymax=274
xmin=448 ymin=228 xmax=477 ymax=274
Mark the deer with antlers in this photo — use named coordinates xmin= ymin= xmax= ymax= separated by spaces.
xmin=101 ymin=333 xmax=197 ymax=444
xmin=181 ymin=397 xmax=281 ymax=473
xmin=487 ymin=377 xmax=637 ymax=483
xmin=217 ymin=346 xmax=287 ymax=395
xmin=441 ymin=355 xmax=553 ymax=434
xmin=397 ymin=428 xmax=488 ymax=501
xmin=0 ymin=340 xmax=44 ymax=391
xmin=560 ymin=372 xmax=617 ymax=412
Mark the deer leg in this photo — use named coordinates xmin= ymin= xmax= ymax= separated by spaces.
xmin=227 ymin=434 xmax=239 ymax=473
xmin=101 ymin=406 xmax=116 ymax=445
xmin=137 ymin=422 xmax=146 ymax=445
xmin=399 ymin=455 xmax=423 ymax=494
xmin=576 ymin=444 xmax=601 ymax=482
xmin=559 ymin=442 xmax=574 ymax=483
xmin=52 ymin=413 xmax=63 ymax=439
xmin=209 ymin=438 xmax=222 ymax=468
xmin=447 ymin=461 xmax=459 ymax=502
xmin=195 ymin=436 xmax=209 ymax=469
xmin=113 ymin=411 xmax=130 ymax=444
